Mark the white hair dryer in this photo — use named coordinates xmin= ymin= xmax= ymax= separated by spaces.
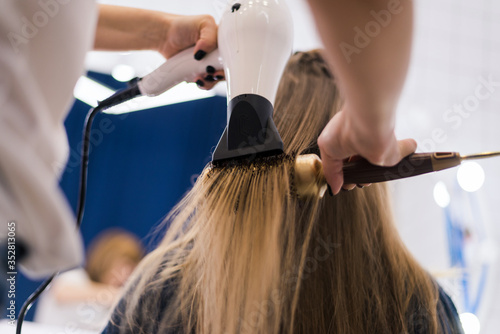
xmin=212 ymin=0 xmax=294 ymax=163
xmin=105 ymin=0 xmax=293 ymax=163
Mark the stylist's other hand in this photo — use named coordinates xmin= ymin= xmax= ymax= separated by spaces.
xmin=317 ymin=110 xmax=417 ymax=194
xmin=158 ymin=14 xmax=224 ymax=90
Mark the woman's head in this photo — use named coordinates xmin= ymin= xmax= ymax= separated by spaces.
xmin=275 ymin=50 xmax=341 ymax=155
xmin=86 ymin=229 xmax=144 ymax=287
xmin=119 ymin=50 xmax=438 ymax=334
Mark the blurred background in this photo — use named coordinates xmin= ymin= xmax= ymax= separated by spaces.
xmin=7 ymin=1 xmax=499 ymax=334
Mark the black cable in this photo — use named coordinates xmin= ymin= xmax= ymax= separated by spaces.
xmin=16 ymin=83 xmax=141 ymax=333
xmin=16 ymin=273 xmax=56 ymax=334
xmin=15 ymin=105 xmax=102 ymax=334
xmin=76 ymin=105 xmax=103 ymax=227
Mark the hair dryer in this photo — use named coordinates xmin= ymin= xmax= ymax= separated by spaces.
xmin=98 ymin=0 xmax=293 ymax=164
xmin=212 ymin=0 xmax=294 ymax=163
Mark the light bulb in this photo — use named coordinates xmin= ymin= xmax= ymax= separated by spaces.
xmin=112 ymin=64 xmax=136 ymax=82
xmin=433 ymin=181 xmax=450 ymax=208
xmin=457 ymin=162 xmax=485 ymax=192
xmin=460 ymin=312 xmax=480 ymax=334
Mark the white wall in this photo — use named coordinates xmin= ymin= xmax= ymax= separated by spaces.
xmin=394 ymin=1 xmax=500 ymax=333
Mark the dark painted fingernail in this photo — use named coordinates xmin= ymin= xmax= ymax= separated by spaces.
xmin=205 ymin=75 xmax=215 ymax=82
xmin=327 ymin=185 xmax=333 ymax=196
xmin=196 ymin=79 xmax=204 ymax=87
xmin=194 ymin=50 xmax=206 ymax=60
xmin=206 ymin=65 xmax=215 ymax=73
xmin=216 ymin=75 xmax=224 ymax=80
xmin=232 ymin=3 xmax=241 ymax=12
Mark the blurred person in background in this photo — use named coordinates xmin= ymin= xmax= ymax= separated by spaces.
xmin=34 ymin=229 xmax=144 ymax=331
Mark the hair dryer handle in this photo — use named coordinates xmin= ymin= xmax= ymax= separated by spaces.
xmin=138 ymin=47 xmax=223 ymax=97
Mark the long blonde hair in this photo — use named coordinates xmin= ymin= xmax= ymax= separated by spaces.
xmin=115 ymin=50 xmax=440 ymax=333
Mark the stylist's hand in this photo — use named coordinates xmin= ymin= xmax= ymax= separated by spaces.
xmin=158 ymin=15 xmax=225 ymax=90
xmin=317 ymin=109 xmax=417 ymax=194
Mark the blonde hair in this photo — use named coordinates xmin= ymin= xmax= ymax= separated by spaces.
xmin=114 ymin=50 xmax=441 ymax=333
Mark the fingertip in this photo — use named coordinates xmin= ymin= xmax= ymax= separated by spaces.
xmin=403 ymin=137 xmax=418 ymax=149
xmin=382 ymin=158 xmax=397 ymax=167
xmin=343 ymin=183 xmax=356 ymax=190
xmin=409 ymin=138 xmax=418 ymax=151
xmin=194 ymin=50 xmax=207 ymax=61
xmin=213 ymin=70 xmax=225 ymax=81
xmin=327 ymin=184 xmax=333 ymax=196
xmin=380 ymin=138 xmax=418 ymax=166
xmin=204 ymin=75 xmax=215 ymax=82
xmin=325 ymin=177 xmax=341 ymax=195
xmin=370 ymin=158 xmax=387 ymax=167
xmin=399 ymin=138 xmax=418 ymax=158
xmin=332 ymin=183 xmax=342 ymax=195
xmin=203 ymin=82 xmax=216 ymax=90
xmin=195 ymin=19 xmax=218 ymax=59
xmin=324 ymin=170 xmax=343 ymax=195
xmin=317 ymin=131 xmax=327 ymax=150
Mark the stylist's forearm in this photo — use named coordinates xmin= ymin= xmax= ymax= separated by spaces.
xmin=307 ymin=0 xmax=413 ymax=135
xmin=94 ymin=4 xmax=172 ymax=52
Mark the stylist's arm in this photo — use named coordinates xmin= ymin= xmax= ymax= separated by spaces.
xmin=308 ymin=0 xmax=417 ymax=194
xmin=94 ymin=4 xmax=223 ymax=89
